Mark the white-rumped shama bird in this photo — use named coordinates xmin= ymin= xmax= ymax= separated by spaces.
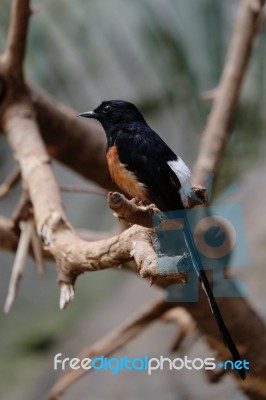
xmin=80 ymin=100 xmax=245 ymax=379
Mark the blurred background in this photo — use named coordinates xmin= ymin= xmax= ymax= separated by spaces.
xmin=0 ymin=0 xmax=265 ymax=399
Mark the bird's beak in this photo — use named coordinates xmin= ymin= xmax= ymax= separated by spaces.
xmin=78 ymin=111 xmax=98 ymax=119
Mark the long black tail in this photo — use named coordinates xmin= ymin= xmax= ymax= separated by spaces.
xmin=182 ymin=212 xmax=245 ymax=380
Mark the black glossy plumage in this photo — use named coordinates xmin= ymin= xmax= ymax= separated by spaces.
xmin=115 ymin=125 xmax=183 ymax=211
xmin=90 ymin=100 xmax=184 ymax=211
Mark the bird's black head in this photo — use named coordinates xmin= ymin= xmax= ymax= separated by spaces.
xmin=79 ymin=100 xmax=147 ymax=137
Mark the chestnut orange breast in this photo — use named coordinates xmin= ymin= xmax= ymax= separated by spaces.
xmin=106 ymin=145 xmax=148 ymax=201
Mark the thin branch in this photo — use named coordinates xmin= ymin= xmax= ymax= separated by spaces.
xmin=3 ymin=0 xmax=31 ymax=74
xmin=4 ymin=219 xmax=33 ymax=313
xmin=205 ymin=367 xmax=227 ymax=384
xmin=200 ymin=88 xmax=219 ymax=102
xmin=59 ymin=283 xmax=75 ymax=310
xmin=4 ymin=217 xmax=45 ymax=311
xmin=60 ymin=184 xmax=108 ymax=197
xmin=0 ymin=165 xmax=20 ymax=198
xmin=11 ymin=190 xmax=31 ymax=234
xmin=43 ymin=297 xmax=174 ymax=400
xmin=30 ymin=224 xmax=45 ymax=275
xmin=162 ymin=308 xmax=196 ymax=352
xmin=193 ymin=0 xmax=265 ymax=186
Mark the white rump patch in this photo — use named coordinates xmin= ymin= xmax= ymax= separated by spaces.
xmin=168 ymin=158 xmax=191 ymax=206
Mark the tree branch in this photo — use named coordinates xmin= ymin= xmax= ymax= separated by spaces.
xmin=4 ymin=219 xmax=33 ymax=313
xmin=0 ymin=216 xmax=124 ymax=260
xmin=108 ymin=192 xmax=158 ymax=228
xmin=29 ymin=84 xmax=114 ymax=190
xmin=0 ymin=165 xmax=20 ymax=199
xmin=107 ymin=188 xmax=206 ymax=228
xmin=193 ymin=0 xmax=265 ymax=186
xmin=43 ymin=297 xmax=176 ymax=400
xmin=161 ymin=307 xmax=196 ymax=352
xmin=3 ymin=0 xmax=31 ymax=75
xmin=60 ymin=184 xmax=108 ymax=197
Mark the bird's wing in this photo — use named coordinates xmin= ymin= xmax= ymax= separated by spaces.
xmin=116 ymin=127 xmax=187 ymax=211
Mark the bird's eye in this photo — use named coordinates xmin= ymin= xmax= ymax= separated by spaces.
xmin=103 ymin=105 xmax=111 ymax=113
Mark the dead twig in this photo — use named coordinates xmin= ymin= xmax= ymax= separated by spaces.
xmin=162 ymin=308 xmax=196 ymax=352
xmin=4 ymin=219 xmax=33 ymax=313
xmin=60 ymin=184 xmax=108 ymax=197
xmin=30 ymin=224 xmax=45 ymax=275
xmin=0 ymin=165 xmax=20 ymax=198
xmin=59 ymin=283 xmax=75 ymax=310
xmin=205 ymin=367 xmax=227 ymax=384
xmin=201 ymin=88 xmax=219 ymax=102
xmin=4 ymin=215 xmax=45 ymax=312
xmin=11 ymin=190 xmax=31 ymax=234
